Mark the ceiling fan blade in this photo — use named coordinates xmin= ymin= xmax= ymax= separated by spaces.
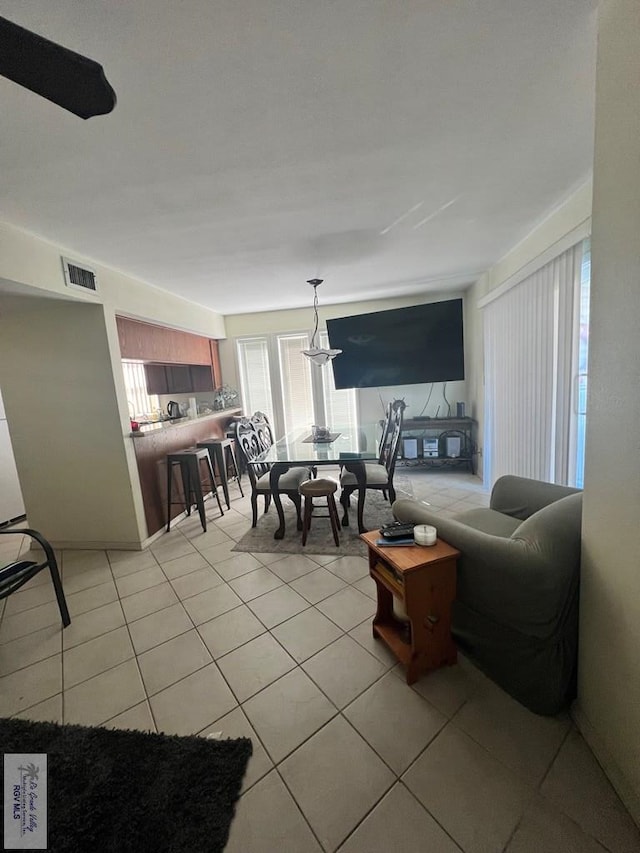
xmin=0 ymin=15 xmax=116 ymax=119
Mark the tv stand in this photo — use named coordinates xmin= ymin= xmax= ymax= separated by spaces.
xmin=398 ymin=416 xmax=477 ymax=474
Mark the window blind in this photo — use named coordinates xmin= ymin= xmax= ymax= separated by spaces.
xmin=320 ymin=332 xmax=358 ymax=432
xmin=236 ymin=338 xmax=275 ymax=424
xmin=122 ymin=360 xmax=159 ymax=419
xmin=236 ymin=331 xmax=359 ymax=438
xmin=277 ymin=334 xmax=314 ymax=433
xmin=483 ymin=242 xmax=583 ymax=485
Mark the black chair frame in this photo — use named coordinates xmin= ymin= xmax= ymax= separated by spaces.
xmin=340 ymin=399 xmax=406 ymax=525
xmin=0 ymin=528 xmax=70 ymax=627
xmin=235 ymin=415 xmax=308 ymax=529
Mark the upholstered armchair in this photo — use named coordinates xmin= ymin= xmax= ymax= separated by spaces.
xmin=393 ymin=475 xmax=583 ymax=714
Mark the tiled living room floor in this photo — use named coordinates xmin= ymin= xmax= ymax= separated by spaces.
xmin=1 ymin=471 xmax=638 ymax=852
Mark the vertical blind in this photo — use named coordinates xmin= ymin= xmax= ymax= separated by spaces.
xmin=278 ymin=334 xmax=314 ymax=433
xmin=122 ymin=360 xmax=159 ymax=419
xmin=483 ymin=242 xmax=583 ymax=485
xmin=236 ymin=338 xmax=275 ymax=425
xmin=320 ymin=332 xmax=358 ymax=432
xmin=237 ymin=332 xmax=358 ymax=437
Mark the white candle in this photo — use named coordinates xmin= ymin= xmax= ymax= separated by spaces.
xmin=414 ymin=524 xmax=437 ymax=546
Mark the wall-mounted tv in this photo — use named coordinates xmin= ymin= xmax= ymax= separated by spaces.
xmin=326 ymin=298 xmax=464 ymax=390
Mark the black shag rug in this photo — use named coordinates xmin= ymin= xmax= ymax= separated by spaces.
xmin=1 ymin=716 xmax=252 ymax=853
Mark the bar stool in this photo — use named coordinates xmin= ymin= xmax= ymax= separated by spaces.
xmin=196 ymin=438 xmax=244 ymax=510
xmin=299 ymin=477 xmax=340 ymax=547
xmin=166 ymin=448 xmax=224 ymax=533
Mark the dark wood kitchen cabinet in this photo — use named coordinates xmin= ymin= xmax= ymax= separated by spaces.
xmin=144 ymin=364 xmax=170 ymax=394
xmin=165 ymin=365 xmax=192 ymax=393
xmin=119 ymin=317 xmax=222 ymax=395
xmin=116 ymin=317 xmax=214 ymax=365
xmin=189 ymin=365 xmax=215 ymax=392
xmin=144 ymin=363 xmax=216 ymax=394
xmin=210 ymin=340 xmax=221 ymax=388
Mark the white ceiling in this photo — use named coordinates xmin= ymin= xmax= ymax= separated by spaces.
xmin=0 ymin=1 xmax=597 ymax=315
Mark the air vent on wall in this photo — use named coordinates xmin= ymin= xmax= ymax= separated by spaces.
xmin=61 ymin=256 xmax=98 ymax=293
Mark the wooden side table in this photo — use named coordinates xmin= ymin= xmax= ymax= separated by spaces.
xmin=360 ymin=530 xmax=460 ymax=685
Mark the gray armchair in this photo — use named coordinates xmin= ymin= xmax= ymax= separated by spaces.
xmin=393 ymin=475 xmax=582 ymax=714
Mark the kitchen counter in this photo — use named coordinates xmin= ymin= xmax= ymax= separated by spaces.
xmin=130 ymin=406 xmax=243 ymax=537
xmin=130 ymin=408 xmax=242 ymax=437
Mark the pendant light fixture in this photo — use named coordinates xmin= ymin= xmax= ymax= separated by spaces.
xmin=301 ymin=278 xmax=342 ymax=365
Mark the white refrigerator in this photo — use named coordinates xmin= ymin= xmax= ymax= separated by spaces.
xmin=0 ymin=389 xmax=25 ymax=524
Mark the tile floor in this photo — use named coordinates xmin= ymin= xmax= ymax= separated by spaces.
xmin=1 ymin=470 xmax=639 ymax=853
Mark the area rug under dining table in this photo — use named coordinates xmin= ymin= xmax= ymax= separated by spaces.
xmin=232 ymin=477 xmax=414 ymax=557
xmin=1 ymin=716 xmax=252 ymax=853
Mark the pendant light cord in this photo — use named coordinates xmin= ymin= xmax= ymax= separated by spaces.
xmin=311 ymin=284 xmax=320 ymax=348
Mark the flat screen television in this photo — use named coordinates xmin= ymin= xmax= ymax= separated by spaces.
xmin=326 ymin=298 xmax=464 ymax=390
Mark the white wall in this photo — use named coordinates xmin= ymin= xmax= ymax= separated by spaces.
xmin=221 ymin=290 xmax=469 ymax=428
xmin=0 ymin=388 xmax=25 ymax=524
xmin=461 ymin=4 xmax=640 ymax=819
xmin=0 ymin=222 xmax=226 ymax=338
xmin=573 ymin=0 xmax=640 ymax=824
xmin=0 ymin=221 xmax=228 ymax=547
xmin=0 ymin=297 xmax=144 ymax=548
xmin=478 ymin=181 xmax=593 ymax=300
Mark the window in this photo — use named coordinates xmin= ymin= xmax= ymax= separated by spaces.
xmin=122 ymin=360 xmax=159 ymax=419
xmin=574 ymin=239 xmax=590 ymax=488
xmin=277 ymin=334 xmax=315 ymax=433
xmin=320 ymin=332 xmax=358 ymax=433
xmin=236 ymin=331 xmax=358 ymax=437
xmin=482 ymin=239 xmax=588 ymax=486
xmin=236 ymin=337 xmax=275 ymax=425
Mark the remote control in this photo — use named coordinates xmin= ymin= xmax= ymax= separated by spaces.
xmin=381 ymin=523 xmax=415 ymax=539
xmin=380 ymin=521 xmax=408 ymax=531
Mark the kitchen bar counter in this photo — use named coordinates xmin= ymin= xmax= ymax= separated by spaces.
xmin=131 ymin=407 xmax=242 ymax=537
xmin=129 ymin=408 xmax=242 ymax=437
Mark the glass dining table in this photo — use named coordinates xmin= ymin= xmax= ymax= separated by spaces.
xmin=254 ymin=424 xmax=381 ymax=539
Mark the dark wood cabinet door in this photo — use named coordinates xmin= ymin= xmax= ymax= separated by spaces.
xmin=210 ymin=340 xmax=221 ymax=387
xmin=116 ymin=316 xmax=129 ymax=356
xmin=117 ymin=317 xmax=158 ymax=360
xmin=145 ymin=362 xmax=216 ymax=394
xmin=166 ymin=365 xmax=192 ymax=393
xmin=179 ymin=333 xmax=211 ymax=364
xmin=144 ymin=364 xmax=169 ymax=394
xmin=116 ymin=316 xmax=213 ymax=365
xmin=189 ymin=365 xmax=215 ymax=392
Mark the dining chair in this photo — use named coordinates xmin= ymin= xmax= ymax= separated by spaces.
xmin=378 ymin=401 xmax=393 ymax=463
xmin=250 ymin=411 xmax=275 ymax=455
xmin=252 ymin=411 xmax=318 ymax=479
xmin=235 ymin=416 xmax=311 ymax=528
xmin=0 ymin=528 xmax=70 ymax=628
xmin=377 ymin=400 xmax=397 ymax=499
xmin=339 ymin=399 xmax=406 ymax=526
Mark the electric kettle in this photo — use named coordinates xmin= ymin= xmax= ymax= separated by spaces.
xmin=167 ymin=401 xmax=181 ymax=419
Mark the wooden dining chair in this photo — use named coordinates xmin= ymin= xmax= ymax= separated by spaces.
xmin=235 ymin=417 xmax=311 ymax=528
xmin=377 ymin=400 xmax=395 ymax=499
xmin=339 ymin=399 xmax=406 ymax=526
